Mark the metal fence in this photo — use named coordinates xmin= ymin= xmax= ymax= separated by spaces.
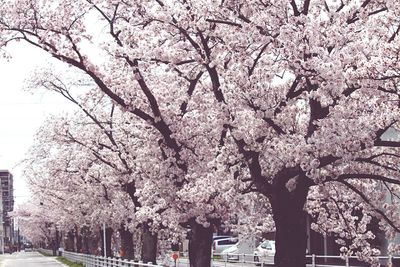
xmin=63 ymin=251 xmax=163 ymax=267
xmin=37 ymin=248 xmax=400 ymax=267
xmin=38 ymin=249 xmax=163 ymax=267
xmin=211 ymin=252 xmax=400 ymax=267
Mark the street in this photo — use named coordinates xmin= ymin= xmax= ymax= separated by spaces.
xmin=0 ymin=251 xmax=65 ymax=267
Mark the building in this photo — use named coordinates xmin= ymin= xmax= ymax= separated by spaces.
xmin=0 ymin=170 xmax=14 ymax=253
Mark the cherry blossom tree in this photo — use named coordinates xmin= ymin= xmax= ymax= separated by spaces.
xmin=3 ymin=1 xmax=400 ymax=267
xmin=25 ymin=72 xmax=270 ymax=263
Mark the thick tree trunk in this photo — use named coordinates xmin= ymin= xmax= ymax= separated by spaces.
xmin=119 ymin=226 xmax=135 ymax=260
xmin=100 ymin=227 xmax=113 ymax=257
xmin=141 ymin=223 xmax=157 ymax=264
xmin=188 ymin=220 xmax=213 ymax=267
xmin=270 ymin=175 xmax=309 ymax=267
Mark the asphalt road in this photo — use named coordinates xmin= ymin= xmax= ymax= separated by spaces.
xmin=0 ymin=251 xmax=65 ymax=267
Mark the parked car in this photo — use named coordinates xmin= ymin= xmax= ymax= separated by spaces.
xmin=220 ymin=237 xmax=256 ymax=262
xmin=212 ymin=235 xmax=232 ymax=241
xmin=212 ymin=237 xmax=238 ymax=256
xmin=221 ymin=243 xmax=240 ymax=262
xmin=253 ymin=240 xmax=275 ymax=266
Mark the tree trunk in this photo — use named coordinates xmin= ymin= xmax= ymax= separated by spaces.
xmin=141 ymin=223 xmax=157 ymax=264
xmin=75 ymin=228 xmax=83 ymax=253
xmin=51 ymin=230 xmax=59 ymax=256
xmin=270 ymin=175 xmax=309 ymax=267
xmin=66 ymin=231 xmax=75 ymax=252
xmin=100 ymin=227 xmax=113 ymax=257
xmin=81 ymin=227 xmax=90 ymax=254
xmin=188 ymin=220 xmax=213 ymax=267
xmin=88 ymin=233 xmax=100 ymax=255
xmin=119 ymin=226 xmax=135 ymax=260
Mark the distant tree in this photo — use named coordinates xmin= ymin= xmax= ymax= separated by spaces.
xmin=3 ymin=1 xmax=400 ymax=266
xmin=12 ymin=203 xmax=58 ymax=249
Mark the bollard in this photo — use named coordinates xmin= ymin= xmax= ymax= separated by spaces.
xmin=312 ymin=254 xmax=315 ymax=267
xmin=389 ymin=255 xmax=393 ymax=267
xmin=345 ymin=255 xmax=349 ymax=267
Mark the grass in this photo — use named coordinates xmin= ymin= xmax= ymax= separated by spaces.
xmin=55 ymin=256 xmax=84 ymax=267
xmin=37 ymin=250 xmax=83 ymax=267
xmin=38 ymin=250 xmax=53 ymax=257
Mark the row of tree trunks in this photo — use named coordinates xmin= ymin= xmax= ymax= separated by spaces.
xmin=58 ymin=220 xmax=215 ymax=267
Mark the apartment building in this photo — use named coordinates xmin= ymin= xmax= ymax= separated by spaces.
xmin=0 ymin=170 xmax=13 ymax=253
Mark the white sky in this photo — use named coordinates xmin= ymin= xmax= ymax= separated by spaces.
xmin=0 ymin=42 xmax=76 ymax=206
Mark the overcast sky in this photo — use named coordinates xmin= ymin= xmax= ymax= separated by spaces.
xmin=0 ymin=42 xmax=76 ymax=206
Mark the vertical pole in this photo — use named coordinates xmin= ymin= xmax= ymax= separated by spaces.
xmin=306 ymin=216 xmax=311 ymax=254
xmin=389 ymin=255 xmax=393 ymax=267
xmin=103 ymin=223 xmax=107 ymax=258
xmin=345 ymin=255 xmax=349 ymax=267
xmin=323 ymin=235 xmax=327 ymax=264
xmin=1 ymin=231 xmax=4 ymax=254
xmin=17 ymin=227 xmax=20 ymax=252
xmin=312 ymin=254 xmax=315 ymax=267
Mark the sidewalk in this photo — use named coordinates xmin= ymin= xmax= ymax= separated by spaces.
xmin=0 ymin=251 xmax=67 ymax=267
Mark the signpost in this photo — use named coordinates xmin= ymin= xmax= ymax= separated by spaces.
xmin=172 ymin=252 xmax=179 ymax=267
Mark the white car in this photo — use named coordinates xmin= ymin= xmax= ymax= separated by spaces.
xmin=212 ymin=237 xmax=238 ymax=256
xmin=221 ymin=237 xmax=257 ymax=262
xmin=253 ymin=240 xmax=275 ymax=265
xmin=221 ymin=244 xmax=240 ymax=262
